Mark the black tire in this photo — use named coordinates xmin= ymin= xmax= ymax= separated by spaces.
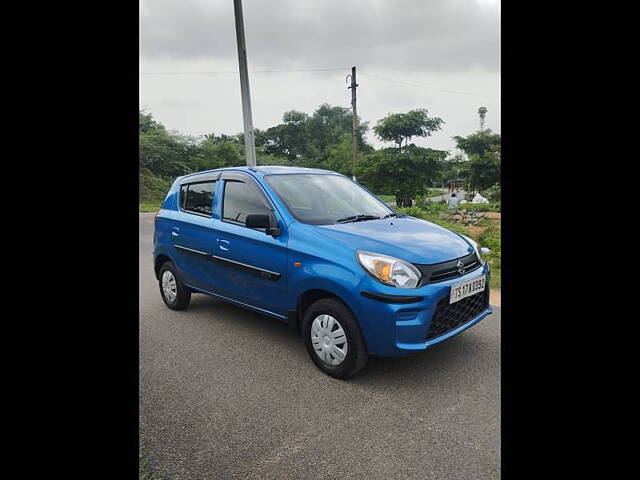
xmin=302 ymin=298 xmax=369 ymax=379
xmin=158 ymin=261 xmax=191 ymax=310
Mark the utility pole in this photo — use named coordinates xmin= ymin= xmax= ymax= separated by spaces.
xmin=233 ymin=0 xmax=256 ymax=167
xmin=478 ymin=106 xmax=487 ymax=132
xmin=347 ymin=66 xmax=358 ymax=181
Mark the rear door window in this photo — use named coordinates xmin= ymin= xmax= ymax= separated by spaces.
xmin=182 ymin=181 xmax=216 ymax=216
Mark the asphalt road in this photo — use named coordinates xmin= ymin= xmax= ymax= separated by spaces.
xmin=139 ymin=213 xmax=500 ymax=479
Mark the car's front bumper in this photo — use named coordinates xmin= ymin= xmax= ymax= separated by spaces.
xmin=353 ymin=263 xmax=492 ymax=356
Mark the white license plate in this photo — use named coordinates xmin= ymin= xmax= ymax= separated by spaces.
xmin=449 ymin=275 xmax=486 ymax=304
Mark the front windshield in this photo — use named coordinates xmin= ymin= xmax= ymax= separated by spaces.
xmin=265 ymin=174 xmax=393 ymax=225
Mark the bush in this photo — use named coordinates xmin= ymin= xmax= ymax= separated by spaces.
xmin=478 ymin=226 xmax=500 ymax=252
xmin=482 ymin=182 xmax=501 ymax=202
xmin=415 ymin=197 xmax=449 ymax=213
xmin=457 ymin=202 xmax=500 ymax=212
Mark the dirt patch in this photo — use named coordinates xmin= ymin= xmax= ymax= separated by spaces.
xmin=466 ymin=226 xmax=488 ymax=237
xmin=490 ymin=288 xmax=501 ymax=307
xmin=485 ymin=212 xmax=501 ymax=220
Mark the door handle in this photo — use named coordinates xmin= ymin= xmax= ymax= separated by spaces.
xmin=217 ymin=239 xmax=230 ymax=251
xmin=171 ymin=227 xmax=180 ymax=237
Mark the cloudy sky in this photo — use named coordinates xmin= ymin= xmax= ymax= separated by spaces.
xmin=140 ymin=0 xmax=500 ymax=152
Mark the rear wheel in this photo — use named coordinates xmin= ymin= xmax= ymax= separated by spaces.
xmin=302 ymin=298 xmax=368 ymax=379
xmin=158 ymin=261 xmax=191 ymax=310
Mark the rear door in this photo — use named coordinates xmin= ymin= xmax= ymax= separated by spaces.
xmin=211 ymin=172 xmax=288 ymax=318
xmin=171 ymin=177 xmax=222 ymax=291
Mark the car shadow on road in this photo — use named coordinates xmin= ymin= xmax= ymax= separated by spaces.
xmin=185 ymin=294 xmax=496 ymax=387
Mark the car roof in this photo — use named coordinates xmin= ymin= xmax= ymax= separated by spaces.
xmin=179 ymin=165 xmax=340 ymax=181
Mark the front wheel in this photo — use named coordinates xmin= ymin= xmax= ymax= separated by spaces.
xmin=158 ymin=261 xmax=191 ymax=310
xmin=302 ymin=298 xmax=369 ymax=379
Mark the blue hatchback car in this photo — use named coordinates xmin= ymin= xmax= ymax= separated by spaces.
xmin=154 ymin=166 xmax=492 ymax=378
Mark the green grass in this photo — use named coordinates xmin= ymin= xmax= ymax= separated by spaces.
xmin=478 ymin=226 xmax=500 ymax=288
xmin=486 ymin=253 xmax=501 ymax=288
xmin=375 ymin=194 xmax=396 ymax=203
xmin=474 ymin=218 xmax=493 ymax=227
xmin=482 ymin=244 xmax=501 ymax=289
xmin=478 ymin=226 xmax=500 ymax=252
xmin=139 ymin=451 xmax=164 ymax=480
xmin=140 ymin=202 xmax=162 ymax=212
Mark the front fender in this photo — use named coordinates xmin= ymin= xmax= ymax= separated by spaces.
xmin=287 ymin=257 xmax=385 ymax=350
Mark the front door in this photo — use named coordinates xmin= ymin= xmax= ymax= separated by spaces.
xmin=211 ymin=172 xmax=288 ymax=317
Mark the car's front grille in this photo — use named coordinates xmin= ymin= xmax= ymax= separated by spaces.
xmin=425 ymin=289 xmax=489 ymax=340
xmin=415 ymin=252 xmax=482 ymax=285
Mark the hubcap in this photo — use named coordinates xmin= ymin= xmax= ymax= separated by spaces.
xmin=161 ymin=270 xmax=177 ymax=303
xmin=311 ymin=314 xmax=348 ymax=366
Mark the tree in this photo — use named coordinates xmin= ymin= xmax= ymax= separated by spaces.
xmin=194 ymin=135 xmax=244 ymax=171
xmin=373 ymin=109 xmax=444 ymax=149
xmin=483 ymin=182 xmax=501 ymax=202
xmin=366 ymin=108 xmax=445 ymax=206
xmin=322 ymin=133 xmax=353 ymax=176
xmin=139 ymin=110 xmax=163 ymax=133
xmin=359 ymin=145 xmax=447 ymax=207
xmin=257 ymin=103 xmax=370 ymax=168
xmin=139 ymin=126 xmax=194 ymax=177
xmin=468 ymin=148 xmax=501 ymax=191
xmin=453 ymin=129 xmax=500 ymax=157
xmin=441 ymin=153 xmax=470 ymax=187
xmin=256 ymin=110 xmax=311 ymax=162
xmin=453 ymin=130 xmax=501 ymax=191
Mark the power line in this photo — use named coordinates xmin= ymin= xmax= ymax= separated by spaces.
xmin=140 ymin=67 xmax=346 ymax=76
xmin=140 ymin=67 xmax=498 ymax=99
xmin=359 ymin=72 xmax=498 ymax=99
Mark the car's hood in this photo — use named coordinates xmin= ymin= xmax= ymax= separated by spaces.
xmin=314 ymin=216 xmax=473 ymax=265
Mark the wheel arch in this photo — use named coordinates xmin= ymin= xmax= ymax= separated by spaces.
xmin=292 ymin=287 xmax=362 ymax=341
xmin=154 ymin=253 xmax=173 ymax=280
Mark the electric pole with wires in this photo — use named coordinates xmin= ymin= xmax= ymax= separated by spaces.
xmin=347 ymin=66 xmax=358 ymax=181
xmin=233 ymin=0 xmax=257 ymax=167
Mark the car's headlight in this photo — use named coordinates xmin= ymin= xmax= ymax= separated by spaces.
xmin=462 ymin=235 xmax=485 ymax=265
xmin=356 ymin=251 xmax=422 ymax=288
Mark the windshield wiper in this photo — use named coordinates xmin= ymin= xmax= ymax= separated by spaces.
xmin=335 ymin=214 xmax=382 ymax=224
xmin=382 ymin=212 xmax=406 ymax=219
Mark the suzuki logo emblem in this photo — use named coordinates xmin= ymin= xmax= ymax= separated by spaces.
xmin=456 ymin=260 xmax=466 ymax=275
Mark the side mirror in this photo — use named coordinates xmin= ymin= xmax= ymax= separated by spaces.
xmin=245 ymin=214 xmax=281 ymax=237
